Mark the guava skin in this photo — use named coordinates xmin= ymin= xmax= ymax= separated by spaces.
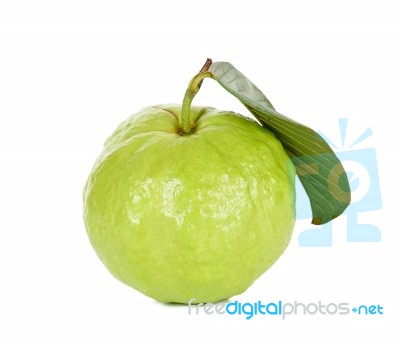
xmin=83 ymin=104 xmax=296 ymax=304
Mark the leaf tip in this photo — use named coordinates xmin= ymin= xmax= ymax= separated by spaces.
xmin=311 ymin=217 xmax=323 ymax=225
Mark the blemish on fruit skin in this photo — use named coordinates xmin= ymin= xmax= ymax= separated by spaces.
xmin=175 ymin=127 xmax=184 ymax=136
xmin=154 ymin=106 xmax=179 ymax=121
xmin=174 ymin=125 xmax=197 ymax=136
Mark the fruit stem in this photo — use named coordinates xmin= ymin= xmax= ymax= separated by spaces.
xmin=181 ymin=58 xmax=213 ymax=134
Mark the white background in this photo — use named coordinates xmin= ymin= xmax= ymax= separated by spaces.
xmin=1 ymin=0 xmax=399 ymax=343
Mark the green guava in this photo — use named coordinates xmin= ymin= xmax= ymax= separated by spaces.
xmin=83 ymin=104 xmax=296 ymax=303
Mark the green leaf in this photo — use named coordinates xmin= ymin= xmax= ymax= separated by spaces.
xmin=209 ymin=61 xmax=351 ymax=225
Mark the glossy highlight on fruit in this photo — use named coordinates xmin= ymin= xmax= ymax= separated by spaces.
xmin=83 ymin=104 xmax=296 ymax=303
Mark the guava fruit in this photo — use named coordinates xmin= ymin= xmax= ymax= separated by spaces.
xmin=83 ymin=103 xmax=296 ymax=303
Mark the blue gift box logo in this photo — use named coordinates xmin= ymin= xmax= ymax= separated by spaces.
xmin=296 ymin=118 xmax=382 ymax=247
